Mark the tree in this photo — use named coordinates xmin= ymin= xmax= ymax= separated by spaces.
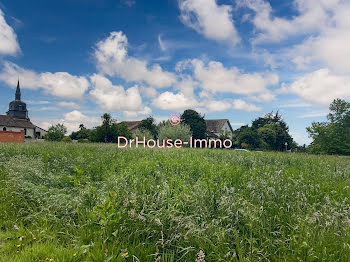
xmin=46 ymin=124 xmax=67 ymax=141
xmin=101 ymin=113 xmax=112 ymax=143
xmin=236 ymin=126 xmax=260 ymax=150
xmin=138 ymin=116 xmax=158 ymax=138
xmin=252 ymin=112 xmax=294 ymax=151
xmin=116 ymin=122 xmax=132 ymax=140
xmin=70 ymin=124 xmax=90 ymax=140
xmin=181 ymin=109 xmax=206 ymax=139
xmin=158 ymin=122 xmax=192 ymax=145
xmin=307 ymin=99 xmax=350 ymax=155
xmin=258 ymin=125 xmax=277 ymax=150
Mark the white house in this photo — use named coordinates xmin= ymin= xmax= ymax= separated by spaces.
xmin=205 ymin=119 xmax=234 ymax=138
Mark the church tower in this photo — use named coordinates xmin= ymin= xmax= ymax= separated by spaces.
xmin=7 ymin=81 xmax=29 ymax=120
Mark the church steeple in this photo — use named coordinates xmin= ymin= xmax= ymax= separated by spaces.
xmin=15 ymin=80 xmax=21 ymax=101
xmin=7 ymin=80 xmax=29 ymax=120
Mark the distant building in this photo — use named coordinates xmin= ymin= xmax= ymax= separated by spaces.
xmin=0 ymin=81 xmax=47 ymax=139
xmin=205 ymin=119 xmax=234 ymax=138
xmin=122 ymin=118 xmax=234 ymax=138
xmin=122 ymin=121 xmax=141 ymax=133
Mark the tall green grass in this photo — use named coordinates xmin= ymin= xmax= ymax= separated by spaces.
xmin=0 ymin=142 xmax=350 ymax=261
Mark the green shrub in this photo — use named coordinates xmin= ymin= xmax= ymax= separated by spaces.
xmin=132 ymin=128 xmax=153 ymax=141
xmin=158 ymin=122 xmax=192 ymax=145
xmin=61 ymin=136 xmax=72 ymax=143
xmin=46 ymin=123 xmax=67 ymax=141
xmin=78 ymin=138 xmax=89 ymax=143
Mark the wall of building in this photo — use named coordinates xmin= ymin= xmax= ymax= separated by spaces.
xmin=0 ymin=130 xmax=25 ymax=143
xmin=0 ymin=126 xmax=35 ymax=138
xmin=214 ymin=121 xmax=233 ymax=138
xmin=35 ymin=126 xmax=47 ymax=138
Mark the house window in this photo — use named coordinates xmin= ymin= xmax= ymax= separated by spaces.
xmin=2 ymin=127 xmax=6 ymax=131
xmin=24 ymin=128 xmax=27 ymax=135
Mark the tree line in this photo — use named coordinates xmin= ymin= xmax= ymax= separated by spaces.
xmin=44 ymin=99 xmax=350 ymax=155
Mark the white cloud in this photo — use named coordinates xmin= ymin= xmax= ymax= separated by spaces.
xmin=230 ymin=122 xmax=246 ymax=126
xmin=152 ymin=91 xmax=198 ymax=111
xmin=233 ymin=99 xmax=261 ymax=112
xmin=286 ymin=68 xmax=350 ymax=106
xmin=89 ymin=74 xmax=151 ymax=116
xmin=158 ymin=35 xmax=167 ymax=51
xmin=297 ymin=111 xmax=328 ymax=118
xmin=248 ymin=92 xmax=276 ymax=102
xmin=0 ymin=62 xmax=89 ymax=99
xmin=179 ymin=0 xmax=240 ymax=43
xmin=177 ymin=59 xmax=278 ymax=95
xmin=33 ymin=110 xmax=101 ymax=135
xmin=140 ymin=86 xmax=158 ymax=98
xmin=121 ymin=0 xmax=136 ymax=7
xmin=94 ymin=31 xmax=176 ymax=88
xmin=241 ymin=0 xmax=339 ymax=44
xmin=62 ymin=110 xmax=100 ymax=134
xmin=58 ymin=101 xmax=81 ymax=109
xmin=0 ymin=9 xmax=20 ymax=55
xmin=205 ymin=100 xmax=232 ymax=112
xmin=288 ymin=6 xmax=350 ymax=74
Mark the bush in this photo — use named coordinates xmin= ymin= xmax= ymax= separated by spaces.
xmin=132 ymin=128 xmax=153 ymax=141
xmin=78 ymin=138 xmax=89 ymax=143
xmin=61 ymin=136 xmax=72 ymax=143
xmin=158 ymin=122 xmax=192 ymax=145
xmin=46 ymin=124 xmax=67 ymax=141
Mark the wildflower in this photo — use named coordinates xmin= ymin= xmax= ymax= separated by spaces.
xmin=128 ymin=208 xmax=135 ymax=217
xmin=33 ymin=237 xmax=37 ymax=240
xmin=49 ymin=259 xmax=54 ymax=262
xmin=122 ymin=252 xmax=129 ymax=258
xmin=196 ymin=249 xmax=205 ymax=262
xmin=154 ymin=218 xmax=162 ymax=226
xmin=45 ymin=258 xmax=49 ymax=261
xmin=123 ymin=198 xmax=129 ymax=207
xmin=16 ymin=244 xmax=21 ymax=248
xmin=73 ymin=253 xmax=77 ymax=257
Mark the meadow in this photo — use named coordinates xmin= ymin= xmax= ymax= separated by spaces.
xmin=0 ymin=143 xmax=350 ymax=261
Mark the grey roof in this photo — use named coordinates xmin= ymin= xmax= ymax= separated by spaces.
xmin=205 ymin=119 xmax=233 ymax=133
xmin=0 ymin=115 xmax=36 ymax=129
xmin=122 ymin=121 xmax=141 ymax=131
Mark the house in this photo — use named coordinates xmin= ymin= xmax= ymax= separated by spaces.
xmin=122 ymin=121 xmax=141 ymax=133
xmin=205 ymin=119 xmax=234 ymax=138
xmin=122 ymin=118 xmax=234 ymax=138
xmin=0 ymin=81 xmax=47 ymax=140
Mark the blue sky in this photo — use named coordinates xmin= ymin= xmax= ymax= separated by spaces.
xmin=1 ymin=0 xmax=349 ymax=145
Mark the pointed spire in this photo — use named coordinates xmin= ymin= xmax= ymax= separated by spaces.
xmin=15 ymin=80 xmax=21 ymax=100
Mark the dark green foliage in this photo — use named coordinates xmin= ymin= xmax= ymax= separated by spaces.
xmin=252 ymin=112 xmax=295 ymax=151
xmin=89 ymin=122 xmax=131 ymax=143
xmin=46 ymin=123 xmax=67 ymax=141
xmin=138 ymin=116 xmax=158 ymax=138
xmin=181 ymin=109 xmax=206 ymax=139
xmin=307 ymin=99 xmax=350 ymax=155
xmin=70 ymin=124 xmax=91 ymax=140
xmin=101 ymin=113 xmax=112 ymax=143
xmin=233 ymin=112 xmax=295 ymax=151
xmin=115 ymin=122 xmax=132 ymax=139
xmin=236 ymin=126 xmax=261 ymax=149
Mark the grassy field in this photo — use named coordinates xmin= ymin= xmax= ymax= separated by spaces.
xmin=0 ymin=143 xmax=350 ymax=261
